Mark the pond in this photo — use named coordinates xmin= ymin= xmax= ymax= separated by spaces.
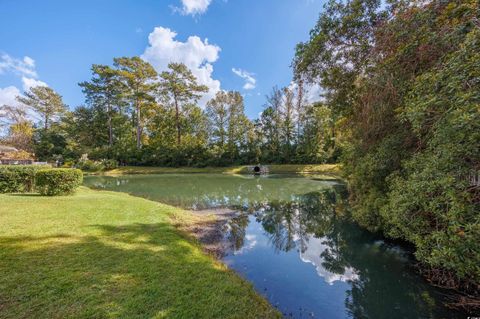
xmin=84 ymin=174 xmax=463 ymax=319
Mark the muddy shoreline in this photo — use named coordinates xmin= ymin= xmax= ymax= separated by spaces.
xmin=181 ymin=208 xmax=240 ymax=258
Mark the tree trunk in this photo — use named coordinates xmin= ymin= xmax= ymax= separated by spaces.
xmin=136 ymin=99 xmax=142 ymax=149
xmin=219 ymin=114 xmax=225 ymax=148
xmin=107 ymin=103 xmax=113 ymax=147
xmin=174 ymin=96 xmax=181 ymax=145
xmin=331 ymin=120 xmax=336 ymax=150
xmin=296 ymin=79 xmax=304 ymax=139
xmin=44 ymin=114 xmax=49 ymax=130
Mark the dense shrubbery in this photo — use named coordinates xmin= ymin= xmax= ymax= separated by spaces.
xmin=35 ymin=169 xmax=83 ymax=196
xmin=0 ymin=165 xmax=49 ymax=193
xmin=73 ymin=155 xmax=118 ymax=172
xmin=295 ymin=0 xmax=479 ymax=305
xmin=0 ymin=166 xmax=82 ymax=195
xmin=381 ymin=29 xmax=480 ymax=288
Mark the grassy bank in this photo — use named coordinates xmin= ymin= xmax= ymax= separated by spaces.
xmin=100 ymin=163 xmax=341 ymax=176
xmin=0 ymin=187 xmax=280 ymax=318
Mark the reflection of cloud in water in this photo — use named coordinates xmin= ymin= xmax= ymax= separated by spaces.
xmin=234 ymin=234 xmax=257 ymax=255
xmin=299 ymin=236 xmax=359 ymax=284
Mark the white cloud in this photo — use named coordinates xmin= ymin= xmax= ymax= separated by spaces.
xmin=304 ymin=83 xmax=323 ymax=104
xmin=0 ymin=53 xmax=47 ymax=129
xmin=0 ymin=86 xmax=23 ymax=132
xmin=288 ymin=81 xmax=323 ymax=104
xmin=0 ymin=86 xmax=21 ymax=107
xmin=178 ymin=0 xmax=212 ymax=15
xmin=23 ymin=56 xmax=35 ymax=68
xmin=299 ymin=235 xmax=359 ymax=284
xmin=21 ymin=76 xmax=47 ymax=91
xmin=232 ymin=68 xmax=256 ymax=90
xmin=141 ymin=26 xmax=221 ymax=106
xmin=233 ymin=234 xmax=258 ymax=255
xmin=0 ymin=54 xmax=37 ymax=78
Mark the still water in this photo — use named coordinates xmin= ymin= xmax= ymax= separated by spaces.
xmin=84 ymin=174 xmax=462 ymax=319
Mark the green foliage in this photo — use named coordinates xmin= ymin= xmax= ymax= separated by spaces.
xmin=114 ymin=56 xmax=158 ymax=149
xmin=35 ymin=168 xmax=83 ymax=196
xmin=382 ymin=28 xmax=480 ymax=284
xmin=0 ymin=165 xmax=48 ymax=193
xmin=295 ymin=0 xmax=480 ymax=291
xmin=14 ymin=56 xmax=341 ymax=168
xmin=74 ymin=154 xmax=118 ymax=172
xmin=79 ymin=64 xmax=126 ymax=147
xmin=101 ymin=159 xmax=118 ymax=170
xmin=16 ymin=86 xmax=66 ymax=130
xmin=295 ymin=103 xmax=337 ymax=164
xmin=158 ymin=62 xmax=208 ymax=146
xmin=33 ymin=124 xmax=69 ymax=162
xmin=206 ymin=91 xmax=251 ymax=163
xmin=75 ymin=159 xmax=105 ymax=172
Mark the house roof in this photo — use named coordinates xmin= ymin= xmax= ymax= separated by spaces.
xmin=0 ymin=145 xmax=19 ymax=153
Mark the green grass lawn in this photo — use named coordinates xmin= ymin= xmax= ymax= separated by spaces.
xmin=101 ymin=163 xmax=341 ymax=176
xmin=0 ymin=187 xmax=280 ymax=319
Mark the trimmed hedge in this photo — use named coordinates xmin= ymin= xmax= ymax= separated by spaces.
xmin=0 ymin=165 xmax=49 ymax=193
xmin=35 ymin=169 xmax=83 ymax=196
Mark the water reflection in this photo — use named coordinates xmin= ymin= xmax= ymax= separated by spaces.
xmin=224 ymin=189 xmax=459 ymax=319
xmin=300 ymin=235 xmax=359 ymax=284
xmin=84 ymin=174 xmax=339 ymax=210
xmin=84 ymin=174 xmax=462 ymax=318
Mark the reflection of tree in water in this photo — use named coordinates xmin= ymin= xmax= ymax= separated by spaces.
xmin=255 ymin=200 xmax=299 ymax=252
xmin=252 ymin=187 xmax=347 ymax=254
xmin=340 ymin=232 xmax=443 ymax=319
xmin=226 ymin=214 xmax=249 ymax=251
xmin=87 ymin=175 xmax=453 ymax=318
xmin=232 ymin=186 xmax=445 ymax=318
xmin=84 ymin=174 xmax=335 ymax=210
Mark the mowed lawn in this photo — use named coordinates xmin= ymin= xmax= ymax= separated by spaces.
xmin=0 ymin=187 xmax=280 ymax=319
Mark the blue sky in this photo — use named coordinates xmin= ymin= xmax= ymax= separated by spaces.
xmin=0 ymin=0 xmax=324 ymax=118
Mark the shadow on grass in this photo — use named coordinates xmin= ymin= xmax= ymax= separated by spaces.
xmin=0 ymin=223 xmax=279 ymax=319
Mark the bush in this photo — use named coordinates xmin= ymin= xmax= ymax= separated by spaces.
xmin=381 ymin=31 xmax=480 ymax=286
xmin=102 ymin=159 xmax=118 ymax=170
xmin=75 ymin=158 xmax=119 ymax=172
xmin=76 ymin=159 xmax=105 ymax=172
xmin=0 ymin=165 xmax=49 ymax=193
xmin=61 ymin=160 xmax=75 ymax=168
xmin=35 ymin=169 xmax=83 ymax=196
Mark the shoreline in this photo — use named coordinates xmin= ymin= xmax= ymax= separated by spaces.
xmin=173 ymin=208 xmax=241 ymax=258
xmin=84 ymin=163 xmax=342 ymax=178
xmin=0 ymin=187 xmax=281 ymax=318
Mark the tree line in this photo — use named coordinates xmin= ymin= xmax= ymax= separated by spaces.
xmin=0 ymin=58 xmax=341 ymax=167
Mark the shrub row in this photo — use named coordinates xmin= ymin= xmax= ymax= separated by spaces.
xmin=36 ymin=169 xmax=83 ymax=196
xmin=0 ymin=165 xmax=49 ymax=193
xmin=0 ymin=166 xmax=83 ymax=196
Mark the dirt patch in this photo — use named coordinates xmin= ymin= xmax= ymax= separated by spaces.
xmin=179 ymin=208 xmax=240 ymax=258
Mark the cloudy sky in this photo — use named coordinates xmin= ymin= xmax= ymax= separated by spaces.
xmin=0 ymin=0 xmax=324 ymax=118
